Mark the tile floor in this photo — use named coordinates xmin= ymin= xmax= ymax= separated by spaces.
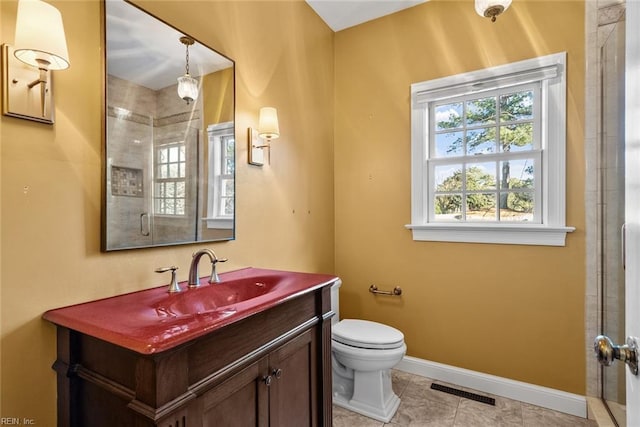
xmin=332 ymin=370 xmax=598 ymax=427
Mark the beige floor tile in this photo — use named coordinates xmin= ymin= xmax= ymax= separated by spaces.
xmin=386 ymin=392 xmax=457 ymax=426
xmin=522 ymin=403 xmax=595 ymax=427
xmin=453 ymin=397 xmax=523 ymax=426
xmin=392 ymin=369 xmax=414 ymax=397
xmin=402 ymin=377 xmax=461 ymax=409
xmin=455 ymin=387 xmax=522 ymax=414
xmin=333 ymin=404 xmax=385 ymax=427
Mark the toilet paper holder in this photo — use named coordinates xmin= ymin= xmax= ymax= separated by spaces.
xmin=369 ymin=284 xmax=402 ymax=296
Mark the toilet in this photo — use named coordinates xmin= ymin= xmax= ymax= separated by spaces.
xmin=331 ymin=280 xmax=407 ymax=422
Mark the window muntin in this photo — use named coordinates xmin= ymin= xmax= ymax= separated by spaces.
xmin=154 ymin=142 xmax=186 ymax=216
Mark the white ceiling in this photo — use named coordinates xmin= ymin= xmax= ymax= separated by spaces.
xmin=305 ymin=0 xmax=428 ymax=32
xmin=106 ymin=0 xmax=426 ymax=90
xmin=106 ymin=0 xmax=232 ymax=91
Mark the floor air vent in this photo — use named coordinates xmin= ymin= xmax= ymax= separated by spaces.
xmin=430 ymin=383 xmax=496 ymax=406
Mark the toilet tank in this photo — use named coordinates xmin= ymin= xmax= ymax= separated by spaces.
xmin=330 ymin=279 xmax=342 ymax=325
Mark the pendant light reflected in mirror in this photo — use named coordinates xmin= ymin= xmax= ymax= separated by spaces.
xmin=177 ymin=36 xmax=198 ymax=104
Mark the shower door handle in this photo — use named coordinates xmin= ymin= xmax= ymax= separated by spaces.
xmin=140 ymin=212 xmax=150 ymax=236
xmin=622 ymin=223 xmax=626 ymax=270
xmin=594 ymin=335 xmax=639 ymax=375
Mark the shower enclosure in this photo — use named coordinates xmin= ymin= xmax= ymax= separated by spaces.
xmin=598 ymin=8 xmax=626 ymax=426
xmin=105 ymin=75 xmax=202 ymax=250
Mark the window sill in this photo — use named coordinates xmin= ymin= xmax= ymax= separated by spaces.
xmin=204 ymin=217 xmax=233 ymax=230
xmin=405 ymin=223 xmax=575 ymax=246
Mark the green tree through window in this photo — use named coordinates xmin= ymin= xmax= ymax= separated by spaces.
xmin=433 ymin=89 xmax=535 ymax=220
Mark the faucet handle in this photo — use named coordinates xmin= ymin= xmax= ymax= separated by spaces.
xmin=208 ymin=257 xmax=228 ymax=284
xmin=155 ymin=266 xmax=181 ymax=293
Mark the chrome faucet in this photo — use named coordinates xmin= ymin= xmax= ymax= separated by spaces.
xmin=188 ymin=249 xmax=227 ymax=287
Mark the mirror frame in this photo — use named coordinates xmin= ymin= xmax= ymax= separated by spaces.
xmin=100 ymin=0 xmax=236 ymax=251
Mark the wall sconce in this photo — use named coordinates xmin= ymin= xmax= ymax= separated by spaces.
xmin=177 ymin=36 xmax=198 ymax=105
xmin=248 ymin=107 xmax=280 ymax=166
xmin=475 ymin=0 xmax=512 ymax=22
xmin=1 ymin=0 xmax=70 ymax=124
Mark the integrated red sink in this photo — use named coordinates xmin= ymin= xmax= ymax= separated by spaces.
xmin=154 ymin=275 xmax=279 ymax=317
xmin=43 ymin=267 xmax=338 ymax=354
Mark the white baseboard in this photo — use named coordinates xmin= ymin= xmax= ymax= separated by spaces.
xmin=395 ymin=356 xmax=587 ymax=418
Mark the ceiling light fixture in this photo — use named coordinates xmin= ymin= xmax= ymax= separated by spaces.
xmin=475 ymin=0 xmax=512 ymax=22
xmin=177 ymin=36 xmax=198 ymax=105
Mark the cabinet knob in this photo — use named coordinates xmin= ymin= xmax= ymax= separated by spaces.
xmin=272 ymin=368 xmax=282 ymax=379
xmin=262 ymin=375 xmax=273 ymax=386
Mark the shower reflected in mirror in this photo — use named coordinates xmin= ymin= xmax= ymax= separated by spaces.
xmin=102 ymin=0 xmax=235 ymax=251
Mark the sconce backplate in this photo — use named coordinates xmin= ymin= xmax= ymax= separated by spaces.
xmin=248 ymin=127 xmax=265 ymax=166
xmin=1 ymin=44 xmax=55 ymax=124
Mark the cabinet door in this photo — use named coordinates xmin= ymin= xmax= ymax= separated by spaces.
xmin=200 ymin=358 xmax=269 ymax=427
xmin=268 ymin=330 xmax=315 ymax=427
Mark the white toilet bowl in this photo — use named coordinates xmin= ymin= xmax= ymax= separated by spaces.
xmin=330 ymin=280 xmax=407 ymax=423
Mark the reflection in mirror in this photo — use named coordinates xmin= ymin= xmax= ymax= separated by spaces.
xmin=103 ymin=0 xmax=235 ymax=251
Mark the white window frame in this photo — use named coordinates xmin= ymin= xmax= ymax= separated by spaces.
xmin=204 ymin=122 xmax=234 ymax=229
xmin=407 ymin=52 xmax=575 ymax=246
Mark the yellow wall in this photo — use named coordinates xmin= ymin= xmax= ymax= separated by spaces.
xmin=203 ymin=67 xmax=234 ymax=125
xmin=0 ymin=0 xmax=334 ymax=423
xmin=334 ymin=0 xmax=585 ymax=394
xmin=0 ymin=0 xmax=588 ymax=422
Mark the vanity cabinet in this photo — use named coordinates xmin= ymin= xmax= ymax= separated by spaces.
xmin=49 ymin=283 xmax=334 ymax=427
xmin=195 ymin=329 xmax=314 ymax=426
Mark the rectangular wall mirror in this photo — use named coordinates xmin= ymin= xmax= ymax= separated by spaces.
xmin=102 ymin=0 xmax=235 ymax=251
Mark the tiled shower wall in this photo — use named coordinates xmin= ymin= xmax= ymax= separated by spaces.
xmin=106 ymin=75 xmax=202 ymax=249
xmin=106 ymin=75 xmax=156 ymax=249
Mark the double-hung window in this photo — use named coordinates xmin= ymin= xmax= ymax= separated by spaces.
xmin=407 ymin=53 xmax=574 ymax=246
xmin=154 ymin=142 xmax=187 ymax=216
xmin=205 ymin=122 xmax=235 ymax=229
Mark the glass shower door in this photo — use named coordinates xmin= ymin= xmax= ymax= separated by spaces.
xmin=600 ymin=16 xmax=626 ymax=427
xmin=106 ymin=107 xmax=155 ymax=250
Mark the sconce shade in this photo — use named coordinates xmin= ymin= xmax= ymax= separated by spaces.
xmin=177 ymin=74 xmax=199 ymax=105
xmin=258 ymin=107 xmax=280 ymax=140
xmin=475 ymin=0 xmax=512 ymax=21
xmin=13 ymin=0 xmax=70 ymax=70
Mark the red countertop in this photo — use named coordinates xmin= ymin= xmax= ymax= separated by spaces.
xmin=43 ymin=267 xmax=338 ymax=355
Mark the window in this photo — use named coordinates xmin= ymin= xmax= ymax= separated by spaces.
xmin=407 ymin=53 xmax=574 ymax=246
xmin=154 ymin=142 xmax=186 ymax=216
xmin=205 ymin=122 xmax=235 ymax=229
xmin=216 ymin=135 xmax=235 ymax=217
xmin=430 ymin=84 xmax=540 ymax=222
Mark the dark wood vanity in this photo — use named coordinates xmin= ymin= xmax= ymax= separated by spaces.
xmin=45 ymin=268 xmax=336 ymax=426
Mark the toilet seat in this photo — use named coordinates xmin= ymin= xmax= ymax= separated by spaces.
xmin=332 ymin=319 xmax=404 ymax=350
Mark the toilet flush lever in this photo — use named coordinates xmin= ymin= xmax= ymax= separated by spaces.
xmin=594 ymin=335 xmax=639 ymax=375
